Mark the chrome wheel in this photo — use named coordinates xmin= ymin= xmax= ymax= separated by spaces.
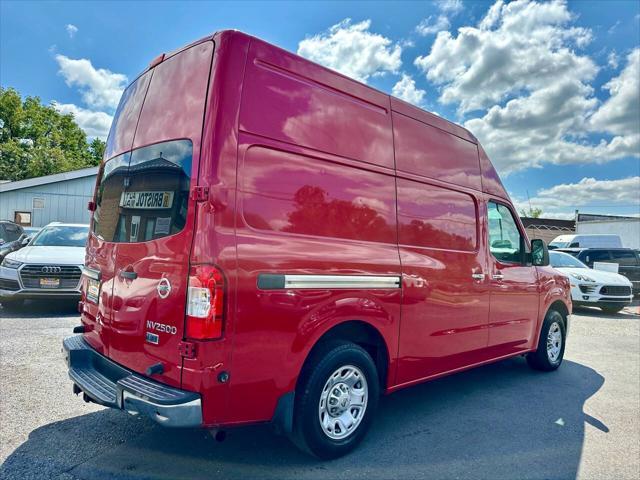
xmin=318 ymin=365 xmax=368 ymax=440
xmin=546 ymin=321 xmax=562 ymax=363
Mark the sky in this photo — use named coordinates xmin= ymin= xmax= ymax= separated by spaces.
xmin=1 ymin=0 xmax=639 ymax=219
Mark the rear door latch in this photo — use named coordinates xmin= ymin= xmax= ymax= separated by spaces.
xmin=190 ymin=186 xmax=209 ymax=202
xmin=178 ymin=341 xmax=197 ymax=359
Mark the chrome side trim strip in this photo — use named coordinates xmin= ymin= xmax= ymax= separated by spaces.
xmin=258 ymin=274 xmax=401 ymax=290
xmin=81 ymin=266 xmax=101 ymax=281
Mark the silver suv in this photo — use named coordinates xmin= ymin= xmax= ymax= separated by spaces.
xmin=0 ymin=223 xmax=88 ymax=307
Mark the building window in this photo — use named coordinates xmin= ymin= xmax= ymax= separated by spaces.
xmin=32 ymin=197 xmax=45 ymax=209
xmin=14 ymin=211 xmax=32 ymax=226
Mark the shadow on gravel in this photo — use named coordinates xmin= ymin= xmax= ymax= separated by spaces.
xmin=0 ymin=298 xmax=78 ymax=318
xmin=1 ymin=358 xmax=605 ymax=480
xmin=572 ymin=305 xmax=639 ymax=320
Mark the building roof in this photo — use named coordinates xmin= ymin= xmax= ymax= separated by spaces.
xmin=577 ymin=213 xmax=639 ymax=222
xmin=521 ymin=217 xmax=575 ymax=230
xmin=0 ymin=167 xmax=98 ymax=193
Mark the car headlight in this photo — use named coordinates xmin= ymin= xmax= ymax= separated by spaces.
xmin=1 ymin=258 xmax=23 ymax=269
xmin=569 ymin=272 xmax=596 ymax=283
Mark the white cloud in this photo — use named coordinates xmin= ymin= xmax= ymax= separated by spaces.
xmin=513 ymin=177 xmax=640 ymax=216
xmin=416 ymin=15 xmax=450 ymax=36
xmin=607 ymin=50 xmax=619 ymax=69
xmin=54 ymin=103 xmax=113 ymax=139
xmin=415 ymin=0 xmax=595 ymax=113
xmin=412 ymin=0 xmax=639 ymax=174
xmin=589 ymin=49 xmax=640 ymax=137
xmin=297 ymin=19 xmax=402 ymax=82
xmin=438 ymin=0 xmax=464 ymax=15
xmin=392 ymin=74 xmax=426 ymax=106
xmin=55 ymin=54 xmax=127 ymax=110
xmin=65 ymin=24 xmax=78 ymax=38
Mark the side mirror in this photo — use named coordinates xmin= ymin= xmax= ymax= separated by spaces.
xmin=21 ymin=236 xmax=31 ymax=246
xmin=531 ymin=239 xmax=549 ymax=266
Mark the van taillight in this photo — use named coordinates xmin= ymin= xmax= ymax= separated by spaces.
xmin=186 ymin=265 xmax=224 ymax=340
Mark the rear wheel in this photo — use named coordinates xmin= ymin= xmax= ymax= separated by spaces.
xmin=600 ymin=305 xmax=624 ymax=314
xmin=292 ymin=341 xmax=379 ymax=459
xmin=526 ymin=309 xmax=566 ymax=371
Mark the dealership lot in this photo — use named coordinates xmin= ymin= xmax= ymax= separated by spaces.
xmin=1 ymin=301 xmax=638 ymax=480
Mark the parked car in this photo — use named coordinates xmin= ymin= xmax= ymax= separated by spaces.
xmin=63 ymin=30 xmax=572 ymax=459
xmin=0 ymin=220 xmax=26 ymax=261
xmin=549 ymin=234 xmax=622 ymax=250
xmin=0 ymin=223 xmax=89 ymax=307
xmin=555 ymin=248 xmax=640 ymax=294
xmin=549 ymin=251 xmax=633 ymax=313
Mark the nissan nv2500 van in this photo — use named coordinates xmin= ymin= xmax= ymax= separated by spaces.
xmin=64 ymin=30 xmax=572 ymax=459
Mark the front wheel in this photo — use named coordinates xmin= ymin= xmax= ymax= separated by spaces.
xmin=526 ymin=309 xmax=566 ymax=371
xmin=292 ymin=341 xmax=379 ymax=459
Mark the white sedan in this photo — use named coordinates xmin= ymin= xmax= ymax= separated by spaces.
xmin=550 ymin=250 xmax=633 ymax=314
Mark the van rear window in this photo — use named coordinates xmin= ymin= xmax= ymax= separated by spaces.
xmin=92 ymin=139 xmax=192 ymax=243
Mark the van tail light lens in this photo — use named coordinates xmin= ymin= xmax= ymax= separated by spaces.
xmin=186 ymin=265 xmax=225 ymax=340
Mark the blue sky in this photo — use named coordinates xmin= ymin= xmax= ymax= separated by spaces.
xmin=1 ymin=0 xmax=639 ymax=218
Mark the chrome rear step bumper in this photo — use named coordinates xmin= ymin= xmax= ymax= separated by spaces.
xmin=63 ymin=335 xmax=202 ymax=427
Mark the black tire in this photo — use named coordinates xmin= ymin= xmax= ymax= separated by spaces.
xmin=600 ymin=305 xmax=624 ymax=314
xmin=292 ymin=340 xmax=380 ymax=459
xmin=526 ymin=309 xmax=566 ymax=371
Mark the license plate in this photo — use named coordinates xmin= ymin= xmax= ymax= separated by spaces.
xmin=86 ymin=278 xmax=100 ymax=304
xmin=40 ymin=278 xmax=60 ymax=288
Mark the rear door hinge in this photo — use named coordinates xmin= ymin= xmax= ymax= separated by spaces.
xmin=178 ymin=341 xmax=197 ymax=359
xmin=191 ymin=186 xmax=209 ymax=202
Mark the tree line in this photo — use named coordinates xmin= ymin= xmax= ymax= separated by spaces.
xmin=0 ymin=87 xmax=106 ymax=182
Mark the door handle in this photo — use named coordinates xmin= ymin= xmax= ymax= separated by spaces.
xmin=471 ymin=273 xmax=485 ymax=281
xmin=492 ymin=273 xmax=504 ymax=281
xmin=120 ymin=269 xmax=137 ymax=280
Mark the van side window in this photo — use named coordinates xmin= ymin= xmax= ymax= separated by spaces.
xmin=487 ymin=201 xmax=523 ymax=263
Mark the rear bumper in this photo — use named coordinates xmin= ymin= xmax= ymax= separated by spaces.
xmin=63 ymin=335 xmax=202 ymax=428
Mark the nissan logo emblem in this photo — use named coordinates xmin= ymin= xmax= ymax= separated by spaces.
xmin=157 ymin=278 xmax=171 ymax=299
xmin=41 ymin=266 xmax=62 ymax=274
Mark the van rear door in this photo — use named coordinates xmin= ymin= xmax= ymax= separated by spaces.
xmin=88 ymin=41 xmax=214 ymax=387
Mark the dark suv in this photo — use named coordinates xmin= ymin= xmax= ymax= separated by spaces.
xmin=0 ymin=221 xmax=26 ymax=261
xmin=555 ymin=248 xmax=640 ymax=294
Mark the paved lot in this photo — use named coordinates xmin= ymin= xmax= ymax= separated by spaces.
xmin=1 ymin=300 xmax=638 ymax=480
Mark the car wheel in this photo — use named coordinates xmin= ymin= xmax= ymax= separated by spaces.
xmin=600 ymin=305 xmax=624 ymax=314
xmin=526 ymin=309 xmax=566 ymax=371
xmin=292 ymin=340 xmax=379 ymax=459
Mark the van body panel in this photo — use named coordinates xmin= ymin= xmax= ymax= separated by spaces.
xmin=478 ymin=144 xmax=509 ymax=200
xmin=390 ymin=96 xmax=477 ymax=144
xmin=393 ymin=111 xmax=482 ymax=191
xmin=395 ymin=177 xmax=490 ymax=383
xmin=239 ymin=38 xmax=395 ymax=169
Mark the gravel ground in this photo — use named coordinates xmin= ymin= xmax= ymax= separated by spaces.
xmin=1 ymin=299 xmax=638 ymax=480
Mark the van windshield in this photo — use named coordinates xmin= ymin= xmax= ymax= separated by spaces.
xmin=92 ymin=139 xmax=192 ymax=243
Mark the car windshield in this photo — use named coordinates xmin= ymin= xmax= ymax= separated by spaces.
xmin=31 ymin=225 xmax=89 ymax=247
xmin=550 ymin=251 xmax=588 ymax=269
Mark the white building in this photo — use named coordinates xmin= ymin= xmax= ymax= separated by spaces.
xmin=576 ymin=213 xmax=640 ymax=249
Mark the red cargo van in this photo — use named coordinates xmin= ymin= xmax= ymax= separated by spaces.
xmin=64 ymin=30 xmax=571 ymax=458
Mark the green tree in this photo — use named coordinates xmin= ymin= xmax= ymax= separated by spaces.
xmin=520 ymin=207 xmax=543 ymax=218
xmin=0 ymin=87 xmax=106 ymax=181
